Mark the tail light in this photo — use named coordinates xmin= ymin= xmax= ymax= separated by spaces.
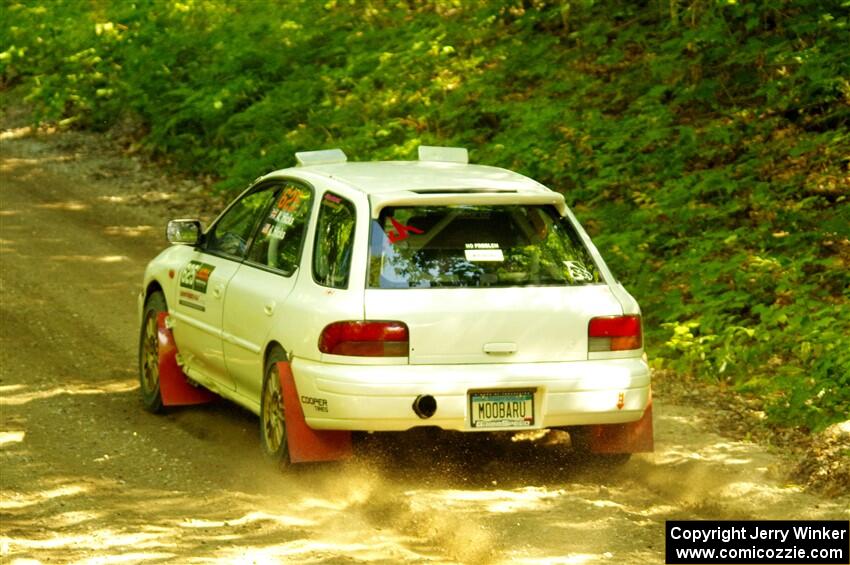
xmin=319 ymin=321 xmax=409 ymax=357
xmin=588 ymin=315 xmax=642 ymax=352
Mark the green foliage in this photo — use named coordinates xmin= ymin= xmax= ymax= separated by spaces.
xmin=3 ymin=0 xmax=848 ymax=430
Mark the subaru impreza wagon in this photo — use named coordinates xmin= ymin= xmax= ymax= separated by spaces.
xmin=138 ymin=146 xmax=652 ymax=466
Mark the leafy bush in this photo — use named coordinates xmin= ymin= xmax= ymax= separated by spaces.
xmin=2 ymin=0 xmax=847 ymax=430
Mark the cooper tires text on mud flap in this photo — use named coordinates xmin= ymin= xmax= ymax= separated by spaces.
xmin=139 ymin=291 xmax=166 ymax=414
xmin=260 ymin=347 xmax=289 ymax=466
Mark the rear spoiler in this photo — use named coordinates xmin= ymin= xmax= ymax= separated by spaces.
xmin=369 ymin=191 xmax=568 ymax=219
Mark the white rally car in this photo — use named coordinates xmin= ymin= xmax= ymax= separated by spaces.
xmin=138 ymin=146 xmax=653 ymax=465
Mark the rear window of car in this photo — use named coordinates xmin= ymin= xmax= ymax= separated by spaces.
xmin=367 ymin=205 xmax=601 ymax=288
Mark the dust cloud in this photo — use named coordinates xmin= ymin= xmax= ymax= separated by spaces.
xmin=1 ymin=110 xmax=847 ymax=564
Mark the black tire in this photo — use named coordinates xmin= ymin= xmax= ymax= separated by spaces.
xmin=260 ymin=347 xmax=290 ymax=466
xmin=138 ymin=291 xmax=166 ymax=414
xmin=568 ymin=427 xmax=632 ymax=468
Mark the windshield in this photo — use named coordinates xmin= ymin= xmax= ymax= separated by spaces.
xmin=368 ymin=205 xmax=602 ymax=288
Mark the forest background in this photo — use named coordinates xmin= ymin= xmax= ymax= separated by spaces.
xmin=1 ymin=0 xmax=847 ymax=433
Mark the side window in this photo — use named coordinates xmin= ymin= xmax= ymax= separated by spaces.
xmin=313 ymin=192 xmax=356 ymax=289
xmin=246 ymin=183 xmax=313 ymax=276
xmin=207 ymin=187 xmax=277 ymax=258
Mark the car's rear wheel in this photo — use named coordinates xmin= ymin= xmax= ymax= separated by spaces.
xmin=138 ymin=291 xmax=166 ymax=414
xmin=260 ymin=347 xmax=289 ymax=466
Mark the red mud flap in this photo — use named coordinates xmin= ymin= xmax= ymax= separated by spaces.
xmin=277 ymin=361 xmax=352 ymax=464
xmin=157 ymin=313 xmax=217 ymax=406
xmin=588 ymin=397 xmax=654 ymax=454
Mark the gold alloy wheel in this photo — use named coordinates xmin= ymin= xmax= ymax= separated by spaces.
xmin=141 ymin=313 xmax=159 ymax=394
xmin=262 ymin=363 xmax=285 ymax=453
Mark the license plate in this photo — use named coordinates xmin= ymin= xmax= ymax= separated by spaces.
xmin=469 ymin=390 xmax=534 ymax=429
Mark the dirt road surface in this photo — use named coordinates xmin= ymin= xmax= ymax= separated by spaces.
xmin=1 ymin=115 xmax=847 ymax=564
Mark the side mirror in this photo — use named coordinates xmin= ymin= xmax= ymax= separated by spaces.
xmin=166 ymin=219 xmax=203 ymax=245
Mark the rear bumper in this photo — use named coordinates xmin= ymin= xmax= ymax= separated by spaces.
xmin=291 ymin=357 xmax=650 ymax=432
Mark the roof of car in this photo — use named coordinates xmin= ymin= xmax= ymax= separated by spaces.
xmin=285 ymin=161 xmax=550 ymax=195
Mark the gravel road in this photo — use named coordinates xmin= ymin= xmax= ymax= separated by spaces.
xmin=1 ymin=117 xmax=847 ymax=564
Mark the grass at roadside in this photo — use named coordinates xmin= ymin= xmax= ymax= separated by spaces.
xmin=2 ymin=0 xmax=847 ymax=432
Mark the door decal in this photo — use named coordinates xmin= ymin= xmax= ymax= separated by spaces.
xmin=179 ymin=261 xmax=216 ymax=311
xmin=180 ymin=261 xmax=216 ymax=293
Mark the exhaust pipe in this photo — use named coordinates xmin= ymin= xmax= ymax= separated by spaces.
xmin=412 ymin=394 xmax=437 ymax=419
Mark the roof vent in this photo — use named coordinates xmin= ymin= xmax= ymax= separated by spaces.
xmin=418 ymin=145 xmax=468 ymax=164
xmin=295 ymin=148 xmax=347 ymax=167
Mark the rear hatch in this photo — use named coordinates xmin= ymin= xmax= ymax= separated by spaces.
xmin=364 ymin=203 xmax=623 ymax=364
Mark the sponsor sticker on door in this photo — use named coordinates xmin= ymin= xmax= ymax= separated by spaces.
xmin=179 ymin=261 xmax=216 ymax=293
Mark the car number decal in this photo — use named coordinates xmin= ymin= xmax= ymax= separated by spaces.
xmin=276 ymin=187 xmax=303 ymax=212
